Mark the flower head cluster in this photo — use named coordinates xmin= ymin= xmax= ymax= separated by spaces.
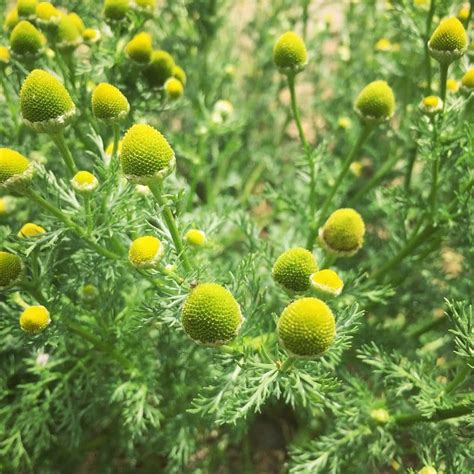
xmin=10 ymin=20 xmax=44 ymax=58
xmin=19 ymin=305 xmax=50 ymax=334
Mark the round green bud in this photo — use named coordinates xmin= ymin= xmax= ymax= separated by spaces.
xmin=277 ymin=297 xmax=336 ymax=358
xmin=125 ymin=32 xmax=153 ymax=64
xmin=104 ymin=0 xmax=130 ymax=22
xmin=0 ymin=148 xmax=34 ymax=190
xmin=164 ymin=77 xmax=184 ymax=100
xmin=56 ymin=15 xmax=82 ymax=49
xmin=273 ymin=31 xmax=307 ymax=75
xmin=145 ymin=50 xmax=175 ymax=87
xmin=92 ymin=83 xmax=129 ymax=122
xmin=272 ymin=247 xmax=318 ymax=293
xmin=428 ymin=17 xmax=467 ymax=64
xmin=120 ymin=123 xmax=175 ymax=184
xmin=17 ymin=0 xmax=38 ymax=20
xmin=10 ymin=20 xmax=44 ymax=58
xmin=173 ymin=65 xmax=186 ymax=86
xmin=370 ymin=408 xmax=390 ymax=425
xmin=181 ymin=283 xmax=243 ymax=345
xmin=461 ymin=67 xmax=474 ymax=90
xmin=354 ymin=80 xmax=395 ymax=124
xmin=0 ymin=251 xmax=23 ymax=289
xmin=20 ymin=69 xmax=76 ymax=133
xmin=19 ymin=305 xmax=50 ymax=334
xmin=319 ymin=208 xmax=365 ymax=257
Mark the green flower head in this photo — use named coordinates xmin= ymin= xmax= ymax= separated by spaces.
xmin=354 ymin=80 xmax=395 ymax=124
xmin=428 ymin=17 xmax=468 ymax=64
xmin=273 ymin=31 xmax=307 ymax=75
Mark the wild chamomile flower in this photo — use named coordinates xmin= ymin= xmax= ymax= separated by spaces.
xmin=19 ymin=305 xmax=50 ymax=334
xmin=17 ymin=0 xmax=38 ymax=20
xmin=56 ymin=15 xmax=82 ymax=50
xmin=4 ymin=9 xmax=19 ymax=32
xmin=457 ymin=3 xmax=470 ymax=24
xmin=18 ymin=222 xmax=46 ymax=238
xmin=418 ymin=467 xmax=437 ymax=474
xmin=273 ymin=31 xmax=307 ymax=75
xmin=104 ymin=0 xmax=130 ymax=22
xmin=446 ymin=78 xmax=459 ymax=93
xmin=272 ymin=247 xmax=318 ymax=293
xmin=120 ymin=124 xmax=175 ymax=184
xmin=20 ymin=69 xmax=76 ymax=133
xmin=181 ymin=283 xmax=243 ymax=346
xmin=0 ymin=148 xmax=35 ymax=191
xmin=354 ymin=80 xmax=395 ymax=124
xmin=91 ymin=83 xmax=129 ymax=123
xmin=350 ymin=161 xmax=363 ymax=177
xmin=35 ymin=2 xmax=61 ymax=26
xmin=83 ymin=28 xmax=101 ymax=44
xmin=419 ymin=95 xmax=443 ymax=115
xmin=0 ymin=251 xmax=23 ymax=289
xmin=375 ymin=38 xmax=392 ymax=52
xmin=310 ymin=269 xmax=344 ymax=297
xmin=78 ymin=283 xmax=99 ymax=303
xmin=337 ymin=116 xmax=352 ymax=129
xmin=68 ymin=13 xmax=85 ymax=34
xmin=319 ymin=208 xmax=366 ymax=257
xmin=164 ymin=77 xmax=184 ymax=101
xmin=277 ymin=297 xmax=336 ymax=358
xmin=0 ymin=46 xmax=10 ymax=64
xmin=461 ymin=68 xmax=474 ymax=90
xmin=370 ymin=408 xmax=390 ymax=425
xmin=10 ymin=20 xmax=44 ymax=59
xmin=128 ymin=236 xmax=163 ymax=268
xmin=71 ymin=171 xmax=99 ymax=194
xmin=173 ymin=65 xmax=186 ymax=86
xmin=428 ymin=17 xmax=467 ymax=64
xmin=125 ymin=32 xmax=153 ymax=64
xmin=145 ymin=50 xmax=175 ymax=87
xmin=212 ymin=100 xmax=234 ymax=124
xmin=185 ymin=229 xmax=206 ymax=247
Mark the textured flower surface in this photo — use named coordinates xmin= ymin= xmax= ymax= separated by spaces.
xmin=164 ymin=77 xmax=184 ymax=100
xmin=273 ymin=31 xmax=307 ymax=74
xmin=310 ymin=269 xmax=344 ymax=297
xmin=428 ymin=17 xmax=467 ymax=63
xmin=128 ymin=236 xmax=163 ymax=268
xmin=354 ymin=80 xmax=395 ymax=123
xmin=56 ymin=16 xmax=82 ymax=48
xmin=20 ymin=69 xmax=76 ymax=133
xmin=120 ymin=123 xmax=175 ymax=183
xmin=0 ymin=148 xmax=33 ymax=189
xmin=36 ymin=2 xmax=61 ymax=24
xmin=92 ymin=83 xmax=130 ymax=122
xmin=277 ymin=298 xmax=336 ymax=358
xmin=10 ymin=20 xmax=43 ymax=57
xmin=71 ymin=171 xmax=99 ymax=193
xmin=272 ymin=247 xmax=318 ymax=293
xmin=19 ymin=306 xmax=50 ymax=334
xmin=0 ymin=251 xmax=22 ymax=289
xmin=125 ymin=32 xmax=153 ymax=64
xmin=181 ymin=283 xmax=243 ymax=345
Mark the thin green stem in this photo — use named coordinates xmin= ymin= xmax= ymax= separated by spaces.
xmin=408 ymin=314 xmax=445 ymax=338
xmin=111 ymin=123 xmax=120 ymax=165
xmin=439 ymin=61 xmax=449 ymax=106
xmin=148 ymin=180 xmax=192 ymax=273
xmin=278 ymin=356 xmax=295 ymax=372
xmin=287 ymin=73 xmax=307 ymax=148
xmin=424 ymin=0 xmax=436 ymax=93
xmin=20 ymin=283 xmax=48 ymax=306
xmin=428 ymin=118 xmax=440 ymax=214
xmin=393 ymin=403 xmax=472 ymax=426
xmin=306 ymin=124 xmax=373 ymax=250
xmin=445 ymin=365 xmax=471 ymax=394
xmin=84 ymin=196 xmax=93 ymax=233
xmin=51 ymin=132 xmax=78 ymax=177
xmin=404 ymin=143 xmax=418 ymax=190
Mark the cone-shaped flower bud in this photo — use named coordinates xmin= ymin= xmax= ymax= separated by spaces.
xmin=35 ymin=2 xmax=61 ymax=26
xmin=185 ymin=229 xmax=206 ymax=247
xmin=91 ymin=83 xmax=129 ymax=122
xmin=120 ymin=124 xmax=175 ymax=184
xmin=67 ymin=13 xmax=85 ymax=34
xmin=18 ymin=222 xmax=46 ymax=238
xmin=0 ymin=251 xmax=23 ymax=289
xmin=461 ymin=67 xmax=474 ymax=90
xmin=19 ymin=305 xmax=50 ymax=334
xmin=310 ymin=269 xmax=344 ymax=297
xmin=277 ymin=297 xmax=336 ymax=358
xmin=4 ymin=9 xmax=20 ymax=32
xmin=128 ymin=235 xmax=164 ymax=268
xmin=56 ymin=15 xmax=82 ymax=49
xmin=145 ymin=50 xmax=175 ymax=87
xmin=20 ymin=69 xmax=76 ymax=133
xmin=164 ymin=77 xmax=184 ymax=100
xmin=273 ymin=31 xmax=307 ymax=75
xmin=10 ymin=20 xmax=44 ymax=58
xmin=125 ymin=32 xmax=153 ymax=64
xmin=354 ymin=80 xmax=395 ymax=124
xmin=104 ymin=0 xmax=130 ymax=22
xmin=0 ymin=148 xmax=34 ymax=190
xmin=428 ymin=17 xmax=467 ymax=64
xmin=17 ymin=0 xmax=38 ymax=20
xmin=181 ymin=283 xmax=243 ymax=346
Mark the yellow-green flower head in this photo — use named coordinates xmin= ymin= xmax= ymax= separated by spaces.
xmin=446 ymin=78 xmax=459 ymax=93
xmin=0 ymin=148 xmax=34 ymax=190
xmin=319 ymin=208 xmax=365 ymax=257
xmin=132 ymin=0 xmax=156 ymax=12
xmin=67 ymin=13 xmax=85 ymax=34
xmin=120 ymin=124 xmax=175 ymax=184
xmin=310 ymin=269 xmax=344 ymax=297
xmin=181 ymin=283 xmax=243 ymax=346
xmin=83 ymin=28 xmax=101 ymax=44
xmin=354 ymin=80 xmax=395 ymax=124
xmin=104 ymin=0 xmax=130 ymax=22
xmin=164 ymin=77 xmax=184 ymax=101
xmin=273 ymin=31 xmax=307 ymax=75
xmin=71 ymin=171 xmax=99 ymax=193
xmin=185 ymin=229 xmax=206 ymax=247
xmin=145 ymin=50 xmax=175 ymax=87
xmin=56 ymin=15 xmax=82 ymax=49
xmin=0 ymin=197 xmax=10 ymax=216
xmin=125 ymin=32 xmax=153 ymax=64
xmin=418 ymin=467 xmax=437 ymax=474
xmin=18 ymin=222 xmax=46 ymax=238
xmin=19 ymin=305 xmax=50 ymax=334
xmin=4 ymin=9 xmax=19 ymax=32
xmin=173 ymin=65 xmax=186 ymax=86
xmin=0 ymin=251 xmax=23 ymax=289
xmin=461 ymin=67 xmax=474 ymax=90
xmin=128 ymin=235 xmax=163 ymax=268
xmin=337 ymin=116 xmax=352 ymax=129
xmin=91 ymin=83 xmax=129 ymax=122
xmin=272 ymin=247 xmax=318 ymax=293
xmin=35 ymin=2 xmax=61 ymax=26
xmin=10 ymin=20 xmax=44 ymax=58
xmin=20 ymin=69 xmax=76 ymax=133
xmin=0 ymin=46 xmax=10 ymax=64
xmin=428 ymin=17 xmax=468 ymax=64
xmin=370 ymin=408 xmax=390 ymax=425
xmin=375 ymin=38 xmax=392 ymax=52
xmin=419 ymin=95 xmax=443 ymax=115
xmin=105 ymin=139 xmax=123 ymax=157
xmin=458 ymin=3 xmax=470 ymax=22
xmin=277 ymin=297 xmax=336 ymax=358
xmin=79 ymin=283 xmax=99 ymax=302
xmin=17 ymin=0 xmax=38 ymax=20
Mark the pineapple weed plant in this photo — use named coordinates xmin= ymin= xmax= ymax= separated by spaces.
xmin=0 ymin=0 xmax=472 ymax=472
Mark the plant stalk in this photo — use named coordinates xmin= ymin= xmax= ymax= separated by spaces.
xmin=51 ymin=132 xmax=78 ymax=177
xmin=393 ymin=403 xmax=472 ymax=426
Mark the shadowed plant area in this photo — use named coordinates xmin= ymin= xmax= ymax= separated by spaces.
xmin=0 ymin=0 xmax=473 ymax=472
